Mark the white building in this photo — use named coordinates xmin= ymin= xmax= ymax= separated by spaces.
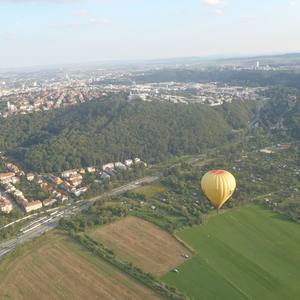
xmin=26 ymin=173 xmax=35 ymax=181
xmin=61 ymin=170 xmax=78 ymax=178
xmin=114 ymin=162 xmax=127 ymax=170
xmin=87 ymin=166 xmax=96 ymax=173
xmin=102 ymin=163 xmax=114 ymax=171
xmin=124 ymin=159 xmax=133 ymax=167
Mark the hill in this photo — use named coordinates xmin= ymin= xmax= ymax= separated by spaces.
xmin=258 ymin=87 xmax=300 ymax=139
xmin=0 ymin=95 xmax=255 ymax=172
xmin=163 ymin=205 xmax=300 ymax=300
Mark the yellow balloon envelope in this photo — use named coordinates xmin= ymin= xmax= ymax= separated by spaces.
xmin=201 ymin=170 xmax=236 ymax=209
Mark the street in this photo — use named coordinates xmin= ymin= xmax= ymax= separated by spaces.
xmin=0 ymin=175 xmax=159 ymax=259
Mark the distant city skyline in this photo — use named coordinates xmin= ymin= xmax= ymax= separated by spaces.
xmin=0 ymin=0 xmax=299 ymax=69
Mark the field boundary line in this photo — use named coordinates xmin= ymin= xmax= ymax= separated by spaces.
xmin=172 ymin=234 xmax=196 ymax=255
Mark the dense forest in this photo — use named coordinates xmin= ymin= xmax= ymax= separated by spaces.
xmin=259 ymin=88 xmax=300 ymax=138
xmin=0 ymin=95 xmax=256 ymax=172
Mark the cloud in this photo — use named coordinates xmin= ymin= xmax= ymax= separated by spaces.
xmin=202 ymin=0 xmax=226 ymax=16
xmin=203 ymin=0 xmax=225 ymax=7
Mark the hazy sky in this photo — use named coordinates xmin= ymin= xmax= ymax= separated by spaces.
xmin=0 ymin=0 xmax=299 ymax=69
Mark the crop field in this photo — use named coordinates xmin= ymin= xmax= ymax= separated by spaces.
xmin=89 ymin=216 xmax=191 ymax=276
xmin=0 ymin=231 xmax=159 ymax=300
xmin=163 ymin=205 xmax=300 ymax=300
xmin=133 ymin=183 xmax=166 ymax=199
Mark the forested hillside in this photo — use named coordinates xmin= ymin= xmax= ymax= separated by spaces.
xmin=259 ymin=88 xmax=300 ymax=138
xmin=0 ymin=95 xmax=255 ymax=172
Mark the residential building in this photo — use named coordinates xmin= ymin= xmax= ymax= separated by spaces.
xmin=114 ymin=162 xmax=127 ymax=170
xmin=25 ymin=200 xmax=43 ymax=213
xmin=125 ymin=159 xmax=133 ymax=167
xmin=0 ymin=196 xmax=13 ymax=213
xmin=102 ymin=163 xmax=114 ymax=171
xmin=26 ymin=173 xmax=35 ymax=181
xmin=61 ymin=169 xmax=78 ymax=178
xmin=0 ymin=172 xmax=16 ymax=184
xmin=43 ymin=198 xmax=57 ymax=207
xmin=79 ymin=168 xmax=86 ymax=174
xmin=73 ymin=186 xmax=88 ymax=197
xmin=69 ymin=174 xmax=83 ymax=187
xmin=87 ymin=166 xmax=96 ymax=173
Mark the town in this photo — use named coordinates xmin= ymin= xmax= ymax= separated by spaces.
xmin=0 ymin=66 xmax=266 ymax=118
xmin=0 ymin=154 xmax=147 ymax=214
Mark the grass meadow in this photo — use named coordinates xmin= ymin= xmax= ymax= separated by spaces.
xmin=163 ymin=205 xmax=300 ymax=300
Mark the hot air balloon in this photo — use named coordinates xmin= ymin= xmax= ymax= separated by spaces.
xmin=201 ymin=170 xmax=236 ymax=209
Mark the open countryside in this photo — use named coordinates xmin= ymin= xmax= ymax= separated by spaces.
xmin=2 ymin=1 xmax=300 ymax=299
xmin=0 ymin=231 xmax=160 ymax=300
xmin=88 ymin=216 xmax=192 ymax=276
xmin=163 ymin=205 xmax=300 ymax=300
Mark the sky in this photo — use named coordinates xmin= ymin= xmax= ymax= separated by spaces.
xmin=0 ymin=0 xmax=299 ymax=69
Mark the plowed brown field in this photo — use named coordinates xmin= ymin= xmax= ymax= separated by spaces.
xmin=89 ymin=216 xmax=192 ymax=276
xmin=0 ymin=232 xmax=160 ymax=300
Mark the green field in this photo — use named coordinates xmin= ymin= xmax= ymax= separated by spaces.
xmin=163 ymin=205 xmax=300 ymax=300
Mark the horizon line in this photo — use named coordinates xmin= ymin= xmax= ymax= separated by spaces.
xmin=1 ymin=51 xmax=300 ymax=73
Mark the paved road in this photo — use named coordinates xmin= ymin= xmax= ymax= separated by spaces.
xmin=0 ymin=217 xmax=58 ymax=258
xmin=0 ymin=155 xmax=206 ymax=260
xmin=0 ymin=175 xmax=158 ymax=260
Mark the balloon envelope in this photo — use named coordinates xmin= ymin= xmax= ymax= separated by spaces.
xmin=201 ymin=170 xmax=236 ymax=209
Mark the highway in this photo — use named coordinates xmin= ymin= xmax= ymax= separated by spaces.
xmin=0 ymin=175 xmax=158 ymax=260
